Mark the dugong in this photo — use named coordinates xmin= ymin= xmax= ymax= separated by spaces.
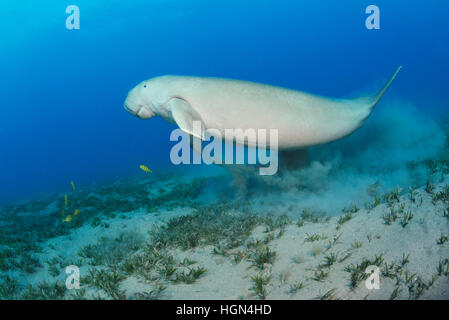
xmin=124 ymin=67 xmax=401 ymax=149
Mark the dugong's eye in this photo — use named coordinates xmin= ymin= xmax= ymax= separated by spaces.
xmin=143 ymin=85 xmax=147 ymax=88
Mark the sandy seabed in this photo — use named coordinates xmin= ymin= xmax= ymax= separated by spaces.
xmin=1 ymin=168 xmax=448 ymax=300
xmin=1 ymin=105 xmax=449 ymax=300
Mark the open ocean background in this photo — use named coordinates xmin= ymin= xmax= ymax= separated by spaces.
xmin=0 ymin=0 xmax=448 ymax=204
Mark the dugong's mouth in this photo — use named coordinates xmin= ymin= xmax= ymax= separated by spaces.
xmin=124 ymin=103 xmax=155 ymax=119
xmin=124 ymin=103 xmax=145 ymax=117
xmin=134 ymin=105 xmax=144 ymax=116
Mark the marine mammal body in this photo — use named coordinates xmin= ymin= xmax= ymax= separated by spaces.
xmin=124 ymin=67 xmax=402 ymax=149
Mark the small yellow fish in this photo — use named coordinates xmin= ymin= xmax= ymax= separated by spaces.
xmin=63 ymin=215 xmax=73 ymax=223
xmin=139 ymin=165 xmax=152 ymax=173
xmin=70 ymin=181 xmax=76 ymax=192
xmin=73 ymin=209 xmax=80 ymax=217
xmin=64 ymin=194 xmax=68 ymax=208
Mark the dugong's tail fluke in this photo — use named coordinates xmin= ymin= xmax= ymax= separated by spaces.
xmin=369 ymin=66 xmax=403 ymax=111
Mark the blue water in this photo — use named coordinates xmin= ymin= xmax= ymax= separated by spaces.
xmin=0 ymin=0 xmax=448 ymax=204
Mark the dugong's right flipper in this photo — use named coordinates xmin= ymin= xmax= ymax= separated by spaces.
xmin=169 ymin=98 xmax=206 ymax=141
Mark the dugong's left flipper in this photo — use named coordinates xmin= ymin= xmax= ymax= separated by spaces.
xmin=169 ymin=98 xmax=206 ymax=141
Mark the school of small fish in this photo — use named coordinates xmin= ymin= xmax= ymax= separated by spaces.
xmin=62 ymin=181 xmax=80 ymax=223
xmin=61 ymin=167 xmax=151 ymax=224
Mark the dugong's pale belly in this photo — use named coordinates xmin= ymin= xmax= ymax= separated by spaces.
xmin=169 ymin=77 xmax=358 ymax=148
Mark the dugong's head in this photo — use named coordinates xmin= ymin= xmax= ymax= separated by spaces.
xmin=124 ymin=81 xmax=156 ymax=119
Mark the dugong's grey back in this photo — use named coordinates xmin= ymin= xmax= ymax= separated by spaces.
xmin=159 ymin=68 xmax=400 ymax=149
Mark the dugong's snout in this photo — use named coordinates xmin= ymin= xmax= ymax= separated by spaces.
xmin=123 ymin=101 xmax=134 ymax=114
xmin=124 ymin=99 xmax=155 ymax=119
